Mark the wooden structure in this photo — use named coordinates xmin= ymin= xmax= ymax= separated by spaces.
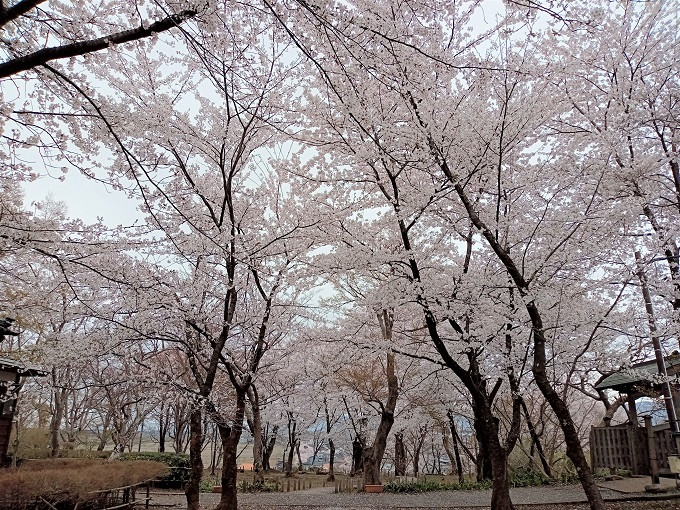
xmin=1 ymin=479 xmax=154 ymax=510
xmin=0 ymin=356 xmax=45 ymax=465
xmin=1 ymin=317 xmax=46 ymax=465
xmin=590 ymin=355 xmax=680 ymax=477
xmin=590 ymin=420 xmax=676 ymax=475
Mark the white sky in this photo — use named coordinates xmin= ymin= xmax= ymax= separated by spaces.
xmin=23 ymin=169 xmax=143 ymax=226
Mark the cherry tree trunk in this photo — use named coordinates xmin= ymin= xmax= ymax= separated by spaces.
xmin=520 ymin=397 xmax=552 ymax=478
xmin=296 ymin=442 xmax=303 ymax=472
xmin=350 ymin=436 xmax=364 ymax=476
xmin=362 ymin=410 xmax=395 ymax=485
xmin=362 ymin=446 xmax=379 ymax=485
xmin=412 ymin=429 xmax=425 ymax=477
xmin=327 ymin=438 xmax=336 ymax=481
xmin=262 ymin=425 xmax=278 ymax=471
xmin=215 ymin=391 xmax=247 ymax=510
xmin=449 ymin=181 xmax=604 ymax=510
xmin=248 ymin=389 xmax=265 ymax=484
xmin=394 ymin=431 xmax=406 ymax=476
xmin=284 ymin=444 xmax=296 ymax=476
xmin=442 ymin=425 xmax=463 ymax=482
xmin=477 ymin=400 xmax=513 ymax=510
xmin=412 ymin=446 xmax=421 ymax=477
xmin=363 ymin=349 xmax=398 ymax=487
xmin=474 ymin=414 xmax=493 ymax=481
xmin=185 ymin=408 xmax=203 ymax=510
xmin=530 ymin=312 xmax=603 ymax=510
xmin=158 ymin=406 xmax=168 ymax=453
xmin=50 ymin=384 xmax=66 ymax=458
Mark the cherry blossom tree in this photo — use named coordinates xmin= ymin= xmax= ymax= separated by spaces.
xmin=271 ymin=2 xmax=653 ymax=509
xmin=552 ymin=0 xmax=679 ymax=349
xmin=4 ymin=6 xmax=677 ymax=510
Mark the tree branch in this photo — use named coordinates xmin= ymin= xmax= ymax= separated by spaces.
xmin=0 ymin=9 xmax=197 ymax=78
xmin=0 ymin=0 xmax=46 ymax=29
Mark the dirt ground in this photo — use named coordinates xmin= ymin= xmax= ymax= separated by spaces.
xmin=515 ymin=502 xmax=680 ymax=510
xmin=147 ymin=488 xmax=680 ymax=510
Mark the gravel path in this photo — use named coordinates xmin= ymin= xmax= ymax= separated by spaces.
xmin=147 ymin=485 xmax=680 ymax=510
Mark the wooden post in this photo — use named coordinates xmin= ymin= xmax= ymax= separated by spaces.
xmin=645 ymin=416 xmax=660 ymax=484
xmin=636 ymin=251 xmax=680 ymax=435
xmin=627 ymin=424 xmax=638 ymax=475
xmin=627 ymin=395 xmax=639 ymax=427
xmin=602 ymin=418 xmax=615 ymax=474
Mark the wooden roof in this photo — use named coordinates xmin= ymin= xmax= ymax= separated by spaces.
xmin=595 ymin=355 xmax=680 ymax=394
xmin=0 ymin=356 xmax=46 ymax=377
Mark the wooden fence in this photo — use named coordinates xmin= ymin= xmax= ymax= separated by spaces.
xmin=30 ymin=480 xmax=153 ymax=510
xmin=590 ymin=421 xmax=678 ymax=475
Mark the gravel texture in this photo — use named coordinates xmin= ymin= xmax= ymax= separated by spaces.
xmin=146 ymin=485 xmax=680 ymax=510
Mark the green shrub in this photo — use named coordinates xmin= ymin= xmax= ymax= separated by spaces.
xmin=61 ymin=449 xmax=109 ymax=459
xmin=239 ymin=481 xmax=279 ymax=492
xmin=455 ymin=479 xmax=493 ymax=490
xmin=593 ymin=467 xmax=630 ymax=480
xmin=383 ymin=479 xmax=492 ymax=493
xmin=199 ymin=478 xmax=218 ymax=492
xmin=118 ymin=452 xmax=190 ymax=487
xmin=509 ymin=467 xmax=550 ymax=487
xmin=198 ymin=479 xmax=279 ymax=493
xmin=383 ymin=480 xmax=433 ymax=493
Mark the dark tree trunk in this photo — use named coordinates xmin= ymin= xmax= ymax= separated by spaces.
xmin=296 ymin=441 xmax=303 ymax=472
xmin=284 ymin=413 xmax=297 ymax=477
xmin=362 ymin=316 xmax=399 ymax=487
xmin=412 ymin=427 xmax=426 ymax=477
xmin=530 ymin=313 xmax=603 ymax=510
xmin=362 ymin=446 xmax=378 ymax=485
xmin=50 ymin=383 xmax=67 ymax=458
xmin=324 ymin=399 xmax=336 ymax=481
xmin=520 ymin=397 xmax=552 ymax=478
xmin=158 ymin=405 xmax=169 ymax=453
xmin=447 ymin=172 xmax=605 ymax=510
xmin=371 ymin=163 xmax=516 ymax=508
xmin=284 ymin=443 xmax=296 ymax=477
xmin=350 ymin=436 xmax=363 ymax=476
xmin=362 ymin=409 xmax=394 ymax=485
xmin=470 ymin=391 xmax=514 ymax=510
xmin=327 ymin=438 xmax=336 ymax=481
xmin=185 ymin=408 xmax=203 ymax=510
xmin=447 ymin=412 xmax=477 ymax=475
xmin=247 ymin=386 xmax=265 ymax=484
xmin=262 ymin=424 xmax=278 ymax=471
xmin=444 ymin=409 xmax=465 ymax=483
xmin=214 ymin=391 xmax=246 ymax=510
xmin=474 ymin=414 xmax=493 ymax=481
xmin=394 ymin=431 xmax=406 ymax=476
